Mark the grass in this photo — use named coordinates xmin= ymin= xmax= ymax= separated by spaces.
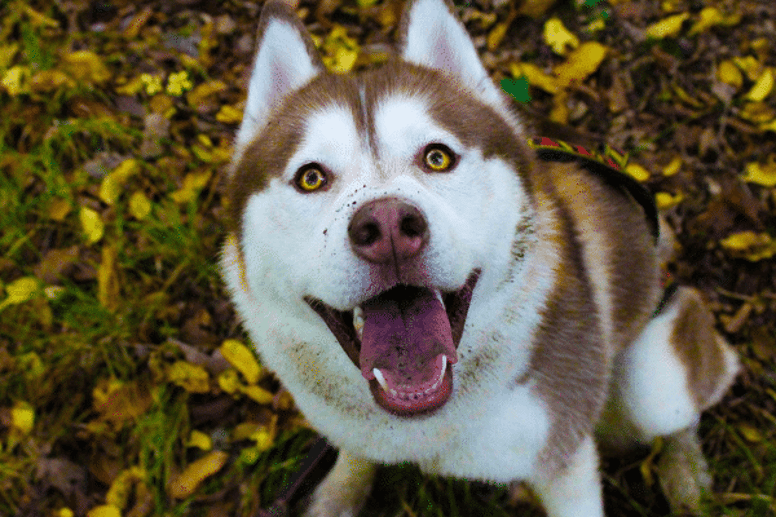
xmin=1 ymin=1 xmax=775 ymax=516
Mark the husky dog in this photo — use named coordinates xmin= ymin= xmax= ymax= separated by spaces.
xmin=220 ymin=1 xmax=740 ymax=515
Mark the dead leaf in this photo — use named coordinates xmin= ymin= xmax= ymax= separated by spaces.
xmin=33 ymin=246 xmax=80 ymax=284
xmin=98 ymin=244 xmax=120 ymax=311
xmin=219 ymin=339 xmax=261 ymax=384
xmin=168 ymin=450 xmax=229 ymax=499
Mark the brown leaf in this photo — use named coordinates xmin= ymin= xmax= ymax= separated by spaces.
xmin=33 ymin=246 xmax=80 ymax=284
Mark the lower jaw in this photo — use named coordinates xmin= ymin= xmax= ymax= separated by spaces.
xmin=368 ymin=366 xmax=454 ymax=417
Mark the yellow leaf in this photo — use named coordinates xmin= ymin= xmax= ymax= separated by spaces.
xmin=0 ymin=276 xmax=40 ymax=311
xmin=215 ymin=105 xmax=243 ymax=124
xmin=98 ymin=244 xmax=120 ymax=311
xmin=106 ymin=467 xmax=144 ymax=509
xmin=186 ymin=80 xmax=227 ymax=108
xmin=64 ymin=50 xmax=111 ymax=85
xmin=487 ymin=20 xmax=511 ymax=51
xmin=218 ymin=369 xmax=241 ymax=395
xmin=654 ymin=191 xmax=684 ymax=210
xmin=742 ymin=158 xmax=776 ymax=187
xmin=624 ymin=163 xmax=650 ymax=182
xmin=114 ymin=75 xmax=145 ymax=96
xmin=518 ymin=0 xmax=557 ymax=17
xmin=554 ymin=42 xmax=608 ymax=87
xmin=241 ymin=385 xmax=274 ymax=405
xmin=220 ymin=339 xmax=261 ymax=384
xmin=80 ymin=207 xmax=104 ymax=244
xmin=100 ymin=159 xmax=140 ymax=205
xmin=168 ymin=451 xmax=229 ymax=499
xmin=92 ymin=378 xmax=152 ymax=425
xmin=662 ymin=156 xmax=682 ymax=176
xmin=167 ymin=361 xmax=210 ymax=393
xmin=30 ymin=70 xmax=74 ymax=93
xmin=57 ymin=508 xmax=74 ymax=517
xmin=23 ymin=5 xmax=60 ymax=28
xmin=549 ymin=91 xmax=569 ymax=124
xmin=128 ymin=191 xmax=152 ymax=220
xmin=187 ymin=430 xmax=212 ymax=451
xmin=166 ymin=71 xmax=193 ymax=96
xmin=717 ymin=59 xmax=743 ymax=89
xmin=733 ymin=56 xmax=762 ymax=81
xmin=0 ymin=43 xmax=19 ymax=68
xmin=86 ymin=505 xmax=121 ymax=517
xmin=321 ymin=26 xmax=359 ymax=74
xmin=509 ymin=62 xmax=558 ymax=94
xmin=1 ymin=65 xmax=31 ymax=96
xmin=11 ymin=401 xmax=35 ymax=434
xmin=720 ymin=231 xmax=776 ymax=261
xmin=543 ymin=18 xmax=579 ymax=56
xmin=687 ymin=7 xmax=723 ymax=36
xmin=250 ymin=426 xmax=275 ymax=452
xmin=739 ymin=424 xmax=764 ymax=443
xmin=746 ymin=68 xmax=774 ymax=102
xmin=645 ymin=13 xmax=689 ymax=39
xmin=48 ymin=197 xmax=71 ymax=221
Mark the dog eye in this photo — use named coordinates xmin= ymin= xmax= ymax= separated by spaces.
xmin=422 ymin=144 xmax=456 ymax=172
xmin=295 ymin=164 xmax=328 ymax=192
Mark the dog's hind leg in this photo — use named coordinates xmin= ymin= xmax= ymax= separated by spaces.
xmin=604 ymin=286 xmax=739 ymax=513
xmin=305 ymin=450 xmax=376 ymax=517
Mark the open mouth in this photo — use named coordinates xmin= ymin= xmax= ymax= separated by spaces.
xmin=306 ymin=270 xmax=479 ymax=417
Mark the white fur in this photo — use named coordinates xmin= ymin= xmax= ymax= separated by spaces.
xmin=234 ymin=16 xmax=320 ymax=162
xmin=401 ymin=0 xmax=523 ymax=134
xmin=530 ymin=437 xmax=604 ymax=517
xmin=614 ymin=301 xmax=698 ymax=440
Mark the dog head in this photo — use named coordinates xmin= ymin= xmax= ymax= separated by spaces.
xmin=224 ymin=0 xmax=539 ymax=417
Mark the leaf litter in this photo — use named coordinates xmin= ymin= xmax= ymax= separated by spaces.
xmin=0 ymin=0 xmax=775 ymax=516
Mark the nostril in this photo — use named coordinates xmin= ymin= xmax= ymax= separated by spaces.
xmin=400 ymin=214 xmax=426 ymax=238
xmin=353 ymin=222 xmax=381 ymax=246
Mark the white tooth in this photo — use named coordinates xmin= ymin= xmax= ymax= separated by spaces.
xmin=373 ymin=368 xmax=388 ymax=391
xmin=434 ymin=289 xmax=444 ymax=307
xmin=353 ymin=306 xmax=364 ymax=341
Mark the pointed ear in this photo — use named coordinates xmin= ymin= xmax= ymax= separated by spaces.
xmin=235 ymin=1 xmax=322 ymax=156
xmin=400 ymin=0 xmax=506 ymax=109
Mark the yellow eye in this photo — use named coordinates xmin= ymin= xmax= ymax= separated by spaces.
xmin=296 ymin=165 xmax=327 ymax=192
xmin=423 ymin=145 xmax=455 ymax=172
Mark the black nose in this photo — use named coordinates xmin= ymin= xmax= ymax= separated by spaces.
xmin=348 ymin=197 xmax=429 ymax=264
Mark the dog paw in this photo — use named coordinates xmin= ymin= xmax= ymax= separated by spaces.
xmin=656 ymin=427 xmax=712 ymax=514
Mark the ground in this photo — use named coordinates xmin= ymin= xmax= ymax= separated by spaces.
xmin=0 ymin=0 xmax=774 ymax=516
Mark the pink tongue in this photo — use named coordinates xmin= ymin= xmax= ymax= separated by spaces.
xmin=359 ymin=286 xmax=457 ymax=390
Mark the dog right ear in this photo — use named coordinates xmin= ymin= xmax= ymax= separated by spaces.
xmin=235 ymin=1 xmax=322 ymax=157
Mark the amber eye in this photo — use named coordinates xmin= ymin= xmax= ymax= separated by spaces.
xmin=423 ymin=144 xmax=456 ymax=172
xmin=295 ymin=164 xmax=328 ymax=192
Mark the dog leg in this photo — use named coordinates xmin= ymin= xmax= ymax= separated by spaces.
xmin=305 ymin=450 xmax=376 ymax=517
xmin=529 ymin=437 xmax=605 ymax=517
xmin=656 ymin=425 xmax=712 ymax=514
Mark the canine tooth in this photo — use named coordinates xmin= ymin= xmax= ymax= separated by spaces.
xmin=434 ymin=289 xmax=444 ymax=307
xmin=353 ymin=306 xmax=365 ymax=340
xmin=373 ymin=368 xmax=388 ymax=391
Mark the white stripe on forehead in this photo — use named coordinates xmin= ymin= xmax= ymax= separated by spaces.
xmin=290 ymin=104 xmax=363 ymax=175
xmin=373 ymin=95 xmax=464 ymax=161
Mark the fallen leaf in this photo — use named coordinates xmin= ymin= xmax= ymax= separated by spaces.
xmin=554 ymin=42 xmax=608 ymax=87
xmin=86 ymin=505 xmax=121 ymax=517
xmin=98 ymin=244 xmax=120 ymax=311
xmin=0 ymin=276 xmax=40 ymax=311
xmin=168 ymin=450 xmax=229 ymax=499
xmin=719 ymin=231 xmax=776 ymax=261
xmin=187 ymin=430 xmax=212 ymax=451
xmin=1 ymin=65 xmax=31 ymax=96
xmin=510 ymin=62 xmax=558 ymax=94
xmin=11 ymin=401 xmax=35 ymax=434
xmin=215 ymin=105 xmax=242 ymax=124
xmin=63 ymin=50 xmax=111 ymax=85
xmin=167 ymin=361 xmax=210 ymax=393
xmin=746 ymin=68 xmax=774 ymax=102
xmin=625 ymin=163 xmax=651 ymax=182
xmin=33 ymin=246 xmax=79 ymax=284
xmin=518 ymin=0 xmax=557 ymax=17
xmin=742 ymin=158 xmax=776 ymax=187
xmin=717 ymin=59 xmax=743 ymax=89
xmin=100 ymin=159 xmax=140 ymax=205
xmin=220 ymin=339 xmax=261 ymax=384
xmin=241 ymin=385 xmax=274 ymax=405
xmin=80 ymin=207 xmax=104 ymax=244
xmin=655 ymin=191 xmax=684 ymax=209
xmin=321 ymin=25 xmax=359 ymax=74
xmin=645 ymin=13 xmax=689 ymax=39
xmin=543 ymin=18 xmax=579 ymax=56
xmin=662 ymin=156 xmax=682 ymax=176
xmin=128 ymin=191 xmax=152 ymax=220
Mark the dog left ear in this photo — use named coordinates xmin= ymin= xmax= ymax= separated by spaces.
xmin=400 ymin=0 xmax=507 ymax=111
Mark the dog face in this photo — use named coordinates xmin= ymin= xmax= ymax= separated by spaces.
xmin=223 ymin=0 xmax=548 ymax=419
